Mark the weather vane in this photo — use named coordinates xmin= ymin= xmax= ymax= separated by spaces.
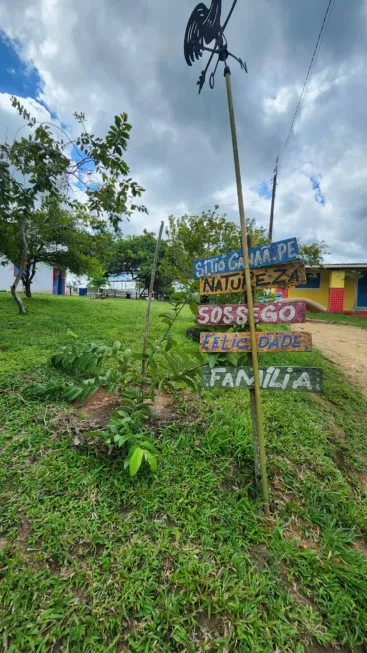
xmin=184 ymin=0 xmax=247 ymax=93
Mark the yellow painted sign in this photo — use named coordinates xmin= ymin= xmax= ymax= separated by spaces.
xmin=199 ymin=261 xmax=306 ymax=295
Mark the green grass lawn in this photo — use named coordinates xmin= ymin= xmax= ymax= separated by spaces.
xmin=1 ymin=294 xmax=367 ymax=652
xmin=307 ymin=311 xmax=367 ymax=328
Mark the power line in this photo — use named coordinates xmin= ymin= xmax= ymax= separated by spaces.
xmin=278 ymin=0 xmax=336 ymax=173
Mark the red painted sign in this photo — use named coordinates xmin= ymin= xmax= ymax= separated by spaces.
xmin=196 ymin=301 xmax=306 ymax=326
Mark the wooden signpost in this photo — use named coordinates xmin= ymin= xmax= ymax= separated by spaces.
xmin=183 ymin=0 xmax=324 ymax=516
xmin=200 ymin=331 xmax=312 ymax=353
xmin=194 ymin=237 xmax=299 ymax=279
xmin=195 ymin=245 xmax=323 ymax=517
xmin=196 ymin=301 xmax=306 ymax=326
xmin=202 ymin=366 xmax=323 ymax=392
xmin=199 ymin=261 xmax=306 ymax=295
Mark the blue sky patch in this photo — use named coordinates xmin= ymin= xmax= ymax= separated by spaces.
xmin=0 ymin=32 xmax=42 ymax=98
xmin=257 ymin=181 xmax=272 ymax=200
xmin=309 ymin=175 xmax=326 ymax=206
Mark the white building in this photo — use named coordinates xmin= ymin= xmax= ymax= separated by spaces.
xmin=0 ymin=260 xmax=66 ymax=295
xmin=107 ymin=273 xmax=137 ymax=292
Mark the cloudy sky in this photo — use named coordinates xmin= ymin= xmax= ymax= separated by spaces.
xmin=0 ymin=0 xmax=366 ymax=262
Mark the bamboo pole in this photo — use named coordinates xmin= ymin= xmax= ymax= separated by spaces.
xmin=245 ymin=236 xmax=261 ymax=489
xmin=142 ymin=221 xmax=164 ymax=377
xmin=224 ymin=67 xmax=269 ymax=516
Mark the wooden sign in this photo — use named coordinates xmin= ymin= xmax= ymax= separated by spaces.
xmin=193 ymin=238 xmax=299 ymax=279
xmin=202 ymin=366 xmax=323 ymax=392
xmin=196 ymin=301 xmax=306 ymax=326
xmin=199 ymin=261 xmax=306 ymax=295
xmin=200 ymin=331 xmax=312 ymax=353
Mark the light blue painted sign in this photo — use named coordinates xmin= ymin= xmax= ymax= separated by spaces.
xmin=193 ymin=237 xmax=299 ymax=279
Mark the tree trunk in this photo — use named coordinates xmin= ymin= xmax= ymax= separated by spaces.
xmin=10 ymin=215 xmax=28 ymax=315
xmin=23 ymin=259 xmax=37 ymax=299
xmin=24 ymin=279 xmax=32 ymax=299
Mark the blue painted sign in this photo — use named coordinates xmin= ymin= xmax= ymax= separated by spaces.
xmin=193 ymin=237 xmax=299 ymax=279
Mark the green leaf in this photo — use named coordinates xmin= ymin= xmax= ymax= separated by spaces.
xmin=134 ymin=401 xmax=151 ymax=411
xmin=165 ymin=335 xmax=173 ymax=352
xmin=140 ymin=441 xmax=159 ymax=455
xmin=123 ymin=347 xmax=132 ymax=361
xmin=144 ymin=451 xmax=157 ymax=473
xmin=182 ymin=376 xmax=198 ymax=392
xmin=132 ymin=352 xmax=149 ymax=361
xmin=78 ymin=385 xmax=96 ymax=401
xmin=51 ymin=353 xmax=63 ymax=366
xmin=149 ymin=383 xmax=156 ymax=402
xmin=62 ymin=386 xmax=83 ymax=402
xmin=171 ymin=292 xmax=186 ymax=300
xmin=113 ymin=408 xmax=130 ymax=417
xmin=225 ymin=353 xmax=238 ymax=367
xmin=189 ymin=301 xmax=197 ymax=316
xmin=116 ymin=434 xmax=134 ymax=447
xmin=161 ymin=317 xmax=173 ymax=326
xmin=112 ymin=340 xmax=122 ymax=353
xmin=148 ymin=358 xmax=158 ymax=374
xmin=77 ymin=353 xmax=93 ymax=370
xmin=208 ymin=354 xmax=219 ymax=369
xmin=189 ymin=350 xmax=206 ymax=363
xmin=159 ymin=312 xmax=175 ymax=320
xmin=118 ymin=398 xmax=135 ymax=408
xmin=129 ymin=447 xmax=144 ymax=477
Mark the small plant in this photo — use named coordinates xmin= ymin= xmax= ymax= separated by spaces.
xmin=87 ymin=406 xmax=158 ymax=477
xmin=33 ymin=289 xmax=205 ymax=476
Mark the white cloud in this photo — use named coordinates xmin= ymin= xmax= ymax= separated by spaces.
xmin=263 ymin=85 xmax=299 ymax=116
xmin=0 ymin=0 xmax=366 ymax=261
xmin=0 ymin=92 xmax=53 ymax=142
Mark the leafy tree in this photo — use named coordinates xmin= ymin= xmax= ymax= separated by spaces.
xmin=88 ymin=267 xmax=109 ymax=290
xmin=0 ymin=97 xmax=146 ymax=313
xmin=164 ymin=208 xmax=268 ymax=283
xmin=298 ymin=241 xmax=329 ymax=267
xmin=107 ymin=230 xmax=175 ymax=298
xmin=1 ymin=198 xmax=110 ymax=298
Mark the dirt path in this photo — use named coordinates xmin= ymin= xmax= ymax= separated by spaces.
xmin=291 ymin=321 xmax=367 ymax=398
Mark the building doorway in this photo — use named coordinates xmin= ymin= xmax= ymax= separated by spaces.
xmin=357 ymin=274 xmax=367 ymax=308
xmin=53 ymin=268 xmax=65 ymax=295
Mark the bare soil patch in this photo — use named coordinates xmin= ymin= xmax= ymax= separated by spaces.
xmin=78 ymin=389 xmax=182 ymax=424
xmin=78 ymin=389 xmax=120 ymax=423
xmin=352 ymin=539 xmax=367 ymax=559
xmin=292 ymin=322 xmax=367 ymax=397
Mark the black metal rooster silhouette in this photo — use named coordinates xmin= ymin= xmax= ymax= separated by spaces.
xmin=184 ymin=0 xmax=247 ymax=92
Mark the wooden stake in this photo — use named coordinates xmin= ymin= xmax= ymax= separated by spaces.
xmin=142 ymin=221 xmax=164 ymax=377
xmin=246 ymin=236 xmax=261 ymax=488
xmin=224 ymin=67 xmax=269 ymax=516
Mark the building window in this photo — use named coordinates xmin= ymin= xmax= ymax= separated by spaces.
xmin=296 ymin=272 xmax=321 ymax=289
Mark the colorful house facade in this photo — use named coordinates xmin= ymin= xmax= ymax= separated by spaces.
xmin=279 ymin=263 xmax=367 ymax=313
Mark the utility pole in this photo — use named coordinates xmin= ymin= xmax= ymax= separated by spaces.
xmin=268 ymin=157 xmax=278 ymax=242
